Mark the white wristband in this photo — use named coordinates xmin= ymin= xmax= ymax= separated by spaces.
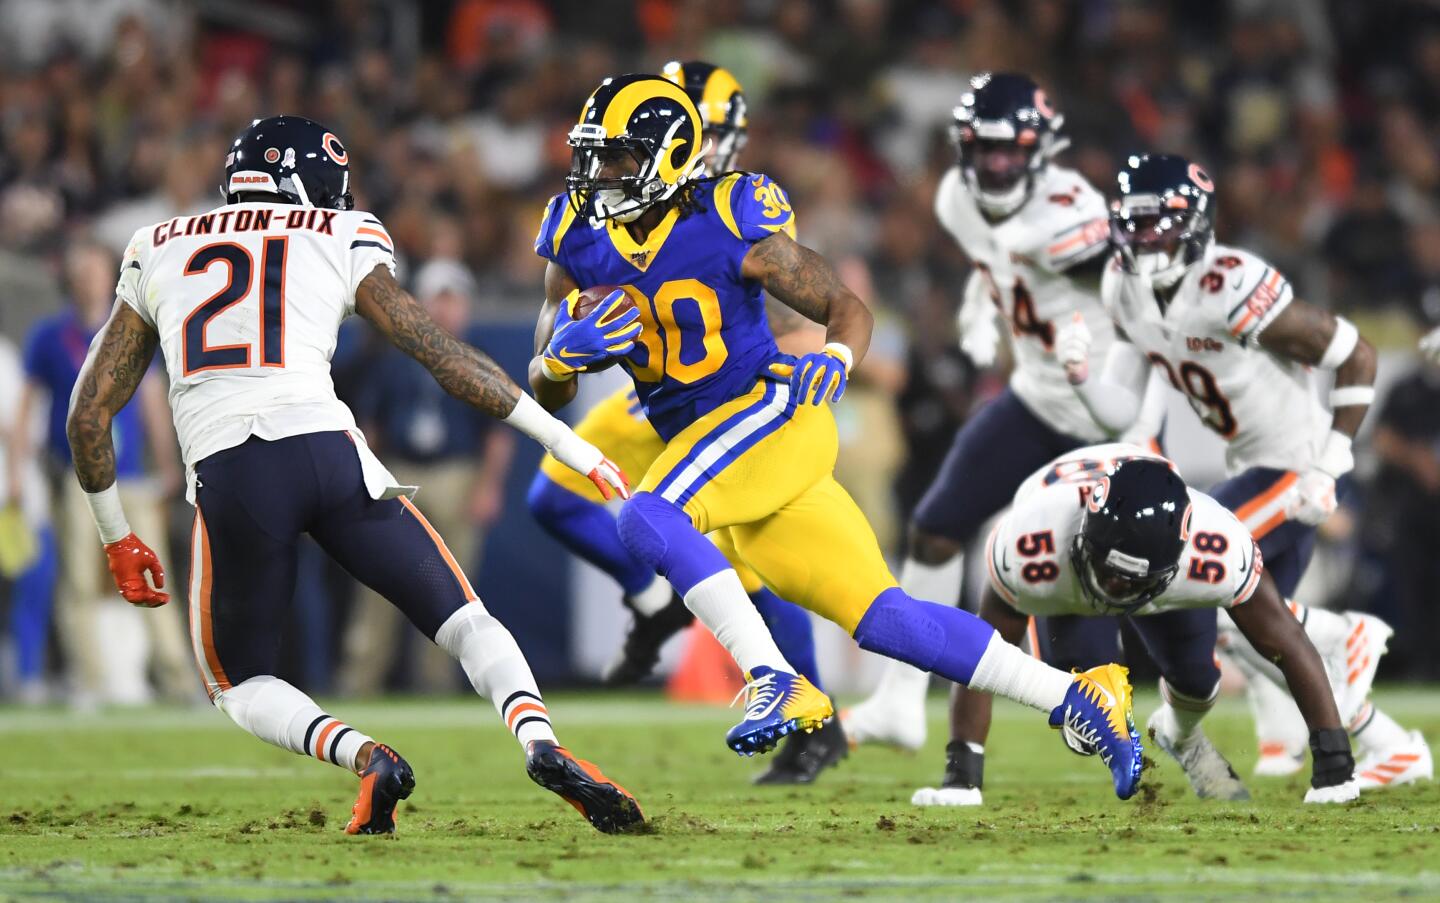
xmin=504 ymin=392 xmax=568 ymax=449
xmin=822 ymin=342 xmax=854 ymax=373
xmin=1315 ymin=430 xmax=1354 ymax=480
xmin=1329 ymin=385 xmax=1375 ymax=408
xmin=84 ymin=484 xmax=132 ymax=545
xmin=1318 ymin=318 xmax=1359 ymax=370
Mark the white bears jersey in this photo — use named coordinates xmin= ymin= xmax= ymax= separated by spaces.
xmin=1100 ymin=242 xmax=1331 ymax=475
xmin=115 ymin=202 xmax=406 ymax=503
xmin=986 ymin=444 xmax=1263 ymax=617
xmin=936 ymin=164 xmax=1114 ymax=440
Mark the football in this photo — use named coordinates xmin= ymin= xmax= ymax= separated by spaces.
xmin=570 ymin=285 xmax=637 ymax=369
xmin=572 ymin=284 xmax=635 ymax=324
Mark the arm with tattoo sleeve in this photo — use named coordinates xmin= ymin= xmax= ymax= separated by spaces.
xmin=356 ymin=264 xmax=630 ymax=499
xmin=66 ymin=301 xmax=169 ymax=606
xmin=356 ymin=264 xmax=521 ymax=418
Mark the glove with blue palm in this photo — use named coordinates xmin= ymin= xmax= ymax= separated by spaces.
xmin=788 ymin=342 xmax=853 ymax=406
xmin=541 ymin=289 xmax=642 ymax=381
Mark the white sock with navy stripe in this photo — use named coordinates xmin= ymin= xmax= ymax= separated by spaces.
xmin=435 ymin=603 xmax=559 ymax=749
xmin=215 ymin=675 xmax=373 ymax=773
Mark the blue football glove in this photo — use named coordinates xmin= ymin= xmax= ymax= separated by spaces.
xmin=542 ymin=289 xmax=642 ymax=381
xmin=789 ymin=345 xmax=851 ymax=405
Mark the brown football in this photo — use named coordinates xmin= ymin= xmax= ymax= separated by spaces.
xmin=569 ymin=285 xmax=637 ymax=370
xmin=572 ymin=285 xmax=635 ymax=324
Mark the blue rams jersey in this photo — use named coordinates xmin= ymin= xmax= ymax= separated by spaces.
xmin=535 ymin=172 xmax=797 ymax=440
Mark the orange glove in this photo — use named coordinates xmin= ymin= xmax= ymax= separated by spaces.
xmin=104 ymin=533 xmax=169 ymax=607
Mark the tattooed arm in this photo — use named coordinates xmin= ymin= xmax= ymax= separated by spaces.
xmin=741 ymin=232 xmax=873 ymax=366
xmin=355 ymin=264 xmax=522 ymax=418
xmin=66 ymin=301 xmax=160 ymax=493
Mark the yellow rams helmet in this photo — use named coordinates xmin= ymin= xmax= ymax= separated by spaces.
xmin=567 ymin=73 xmax=705 ymax=223
xmin=660 ymin=60 xmax=748 ymax=175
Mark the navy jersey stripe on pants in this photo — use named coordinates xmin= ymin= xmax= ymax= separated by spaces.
xmin=190 ymin=431 xmax=472 ymax=696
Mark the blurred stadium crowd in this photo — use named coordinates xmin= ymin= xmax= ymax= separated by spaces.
xmin=3 ymin=0 xmax=1440 ymax=706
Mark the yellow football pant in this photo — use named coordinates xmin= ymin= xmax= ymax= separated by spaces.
xmin=637 ymin=379 xmax=897 ymax=633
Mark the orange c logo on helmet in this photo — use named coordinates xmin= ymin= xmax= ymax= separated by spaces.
xmin=321 ymin=132 xmax=349 ymax=165
xmin=1033 ymin=88 xmax=1055 ymax=119
xmin=1086 ymin=476 xmax=1110 ymax=513
xmin=1187 ymin=163 xmax=1213 ymax=191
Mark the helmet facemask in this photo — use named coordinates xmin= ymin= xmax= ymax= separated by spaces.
xmin=1071 ymin=533 xmax=1179 ymax=615
xmin=566 ymin=119 xmax=702 ymax=223
xmin=702 ymin=124 xmax=747 ymax=176
xmin=1111 ymin=195 xmax=1212 ymax=292
xmin=952 ymin=114 xmax=1067 ymax=218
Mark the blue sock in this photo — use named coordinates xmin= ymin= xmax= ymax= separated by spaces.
xmin=852 ymin=587 xmax=995 ymax=684
xmin=750 ymin=587 xmax=822 ymax=690
xmin=527 ymin=473 xmax=656 ymax=597
xmin=616 ymin=492 xmax=729 ymax=595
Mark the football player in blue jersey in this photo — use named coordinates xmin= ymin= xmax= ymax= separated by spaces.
xmin=528 ymin=74 xmax=1146 ymax=799
xmin=524 ymin=61 xmax=840 ymax=784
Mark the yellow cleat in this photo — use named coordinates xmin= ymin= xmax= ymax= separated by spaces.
xmin=726 ymin=666 xmax=833 ymax=756
xmin=1048 ymin=663 xmax=1144 ymax=799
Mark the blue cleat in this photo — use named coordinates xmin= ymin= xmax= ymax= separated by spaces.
xmin=345 ymin=743 xmax=415 ymax=835
xmin=1048 ymin=663 xmax=1144 ymax=800
xmin=725 ymin=666 xmax=834 ymax=757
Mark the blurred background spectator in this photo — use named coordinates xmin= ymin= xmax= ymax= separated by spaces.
xmin=2 ymin=0 xmax=1438 ymax=697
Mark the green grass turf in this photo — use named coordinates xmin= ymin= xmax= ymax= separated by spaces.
xmin=1 ymin=688 xmax=1437 ymax=900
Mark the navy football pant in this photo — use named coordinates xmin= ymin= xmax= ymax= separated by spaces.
xmin=1029 ymin=606 xmax=1220 ymax=700
xmin=190 ymin=432 xmax=474 ymax=695
xmin=912 ymin=388 xmax=1091 ymax=544
xmin=1206 ymin=466 xmax=1345 ymax=599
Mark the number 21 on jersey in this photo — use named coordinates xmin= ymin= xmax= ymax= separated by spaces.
xmin=183 ymin=238 xmax=288 ymax=376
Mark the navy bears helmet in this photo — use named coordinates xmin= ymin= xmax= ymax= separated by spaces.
xmin=224 ymin=115 xmax=354 ymax=210
xmin=1072 ymin=459 xmax=1191 ymax=614
xmin=951 ymin=72 xmax=1069 ymax=218
xmin=566 ymin=74 xmax=705 ymax=223
xmin=1110 ymin=153 xmax=1216 ymax=291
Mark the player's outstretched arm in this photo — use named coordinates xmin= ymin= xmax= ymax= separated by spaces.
xmin=66 ymin=301 xmax=169 ymax=607
xmin=356 ymin=264 xmax=521 ymax=419
xmin=356 ymin=264 xmax=630 ymax=499
xmin=1228 ymin=572 xmax=1355 ymax=798
xmin=525 ymin=261 xmax=581 ymax=412
xmin=1060 ymin=323 xmax=1147 ymax=436
xmin=742 ymin=232 xmax=873 ymax=405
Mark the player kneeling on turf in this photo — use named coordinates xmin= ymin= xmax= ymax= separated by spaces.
xmin=913 ymin=445 xmax=1360 ymax=807
xmin=66 ymin=116 xmax=643 ymax=835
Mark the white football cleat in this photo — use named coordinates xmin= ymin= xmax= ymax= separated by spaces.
xmin=1254 ymin=742 xmax=1306 ymax=777
xmin=839 ymin=695 xmax=927 ymax=752
xmin=1147 ymin=706 xmax=1250 ymax=801
xmin=911 ymin=785 xmax=982 ymax=807
xmin=1335 ymin=613 xmax=1392 ymax=718
xmin=1304 ymin=778 xmax=1361 ymax=804
xmin=1357 ymin=730 xmax=1434 ymax=791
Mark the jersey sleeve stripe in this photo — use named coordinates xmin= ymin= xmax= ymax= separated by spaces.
xmin=1233 ymin=542 xmax=1264 ymax=603
xmin=1046 ymin=218 xmax=1108 ymax=255
xmin=350 ymin=240 xmax=394 ymax=253
xmin=362 ymin=217 xmax=384 ymax=226
xmin=1227 ymin=269 xmax=1286 ymax=337
xmin=355 ymin=226 xmax=392 ymax=248
xmin=985 ymin=525 xmax=1021 ymax=606
xmin=549 ymin=200 xmax=578 ymax=257
xmin=713 ymin=173 xmax=746 ymax=241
